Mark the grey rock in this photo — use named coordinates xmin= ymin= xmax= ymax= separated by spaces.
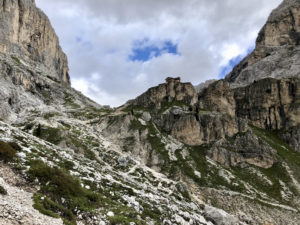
xmin=226 ymin=0 xmax=300 ymax=87
xmin=204 ymin=205 xmax=239 ymax=225
xmin=195 ymin=79 xmax=217 ymax=93
xmin=207 ymin=130 xmax=276 ymax=168
xmin=0 ymin=0 xmax=70 ymax=85
xmin=234 ymin=77 xmax=300 ymax=130
xmin=142 ymin=111 xmax=151 ymax=122
xmin=131 ymin=77 xmax=198 ymax=109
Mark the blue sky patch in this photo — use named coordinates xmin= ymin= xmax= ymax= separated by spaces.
xmin=129 ymin=39 xmax=179 ymax=62
xmin=219 ymin=46 xmax=254 ymax=78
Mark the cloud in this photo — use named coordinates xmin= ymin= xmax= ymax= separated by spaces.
xmin=36 ymin=0 xmax=282 ymax=107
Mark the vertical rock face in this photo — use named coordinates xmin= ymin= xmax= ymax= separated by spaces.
xmin=198 ymin=80 xmax=236 ymax=117
xmin=257 ymin=0 xmax=300 ymax=47
xmin=0 ymin=0 xmax=70 ymax=85
xmin=234 ymin=78 xmax=300 ymax=130
xmin=226 ymin=0 xmax=300 ymax=87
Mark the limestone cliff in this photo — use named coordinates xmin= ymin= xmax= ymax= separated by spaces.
xmin=234 ymin=77 xmax=300 ymax=130
xmin=0 ymin=0 xmax=70 ymax=84
xmin=131 ymin=77 xmax=198 ymax=108
xmin=226 ymin=0 xmax=300 ymax=87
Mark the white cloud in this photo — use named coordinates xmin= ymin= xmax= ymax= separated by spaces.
xmin=36 ymin=0 xmax=282 ymax=107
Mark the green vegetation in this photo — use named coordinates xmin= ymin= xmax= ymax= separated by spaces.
xmin=33 ymin=124 xmax=98 ymax=161
xmin=33 ymin=193 xmax=75 ymax=224
xmin=59 ymin=160 xmax=75 ymax=171
xmin=70 ymin=107 xmax=112 ymax=120
xmin=11 ymin=56 xmax=21 ymax=64
xmin=43 ymin=112 xmax=60 ymax=120
xmin=0 ymin=185 xmax=7 ymax=195
xmin=174 ymin=145 xmax=246 ymax=193
xmin=0 ymin=141 xmax=20 ymax=162
xmin=251 ymin=126 xmax=300 ymax=167
xmin=146 ymin=123 xmax=172 ymax=174
xmin=129 ymin=119 xmax=147 ymax=131
xmin=231 ymin=163 xmax=294 ymax=203
xmin=108 ymin=210 xmax=145 ymax=225
xmin=33 ymin=125 xmax=63 ymax=145
xmin=241 ymin=125 xmax=300 ymax=203
xmin=64 ymin=93 xmax=80 ymax=109
xmin=28 ymin=160 xmax=101 ymax=224
xmin=159 ymin=100 xmax=189 ymax=113
xmin=123 ymin=100 xmax=189 ymax=114
xmin=68 ymin=136 xmax=97 ymax=161
xmin=140 ymin=203 xmax=161 ymax=221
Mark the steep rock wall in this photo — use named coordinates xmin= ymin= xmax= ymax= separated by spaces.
xmin=0 ymin=0 xmax=70 ymax=84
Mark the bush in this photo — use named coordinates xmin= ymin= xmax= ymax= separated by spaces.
xmin=28 ymin=160 xmax=101 ymax=224
xmin=0 ymin=185 xmax=7 ymax=195
xmin=0 ymin=141 xmax=17 ymax=162
xmin=33 ymin=125 xmax=62 ymax=145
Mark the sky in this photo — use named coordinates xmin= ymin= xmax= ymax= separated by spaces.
xmin=36 ymin=0 xmax=282 ymax=107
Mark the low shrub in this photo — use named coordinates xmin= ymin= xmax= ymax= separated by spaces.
xmin=28 ymin=160 xmax=101 ymax=224
xmin=0 ymin=141 xmax=17 ymax=162
xmin=0 ymin=185 xmax=7 ymax=195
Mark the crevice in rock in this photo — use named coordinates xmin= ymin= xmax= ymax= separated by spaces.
xmin=17 ymin=0 xmax=24 ymax=42
xmin=2 ymin=0 xmax=6 ymax=12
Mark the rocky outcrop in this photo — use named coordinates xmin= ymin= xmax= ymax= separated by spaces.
xmin=257 ymin=0 xmax=300 ymax=47
xmin=234 ymin=77 xmax=299 ymax=130
xmin=280 ymin=125 xmax=300 ymax=152
xmin=226 ymin=0 xmax=300 ymax=87
xmin=131 ymin=77 xmax=198 ymax=109
xmin=207 ymin=130 xmax=276 ymax=168
xmin=127 ymin=78 xmax=245 ymax=146
xmin=0 ymin=0 xmax=70 ymax=84
xmin=154 ymin=108 xmax=240 ymax=146
xmin=195 ymin=79 xmax=217 ymax=93
xmin=198 ymin=80 xmax=236 ymax=117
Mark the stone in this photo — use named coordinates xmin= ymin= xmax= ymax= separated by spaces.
xmin=194 ymin=79 xmax=217 ymax=93
xmin=0 ymin=0 xmax=70 ymax=85
xmin=142 ymin=111 xmax=151 ymax=122
xmin=107 ymin=211 xmax=114 ymax=217
xmin=204 ymin=206 xmax=239 ymax=225
xmin=131 ymin=77 xmax=198 ymax=109
xmin=207 ymin=130 xmax=277 ymax=168
xmin=280 ymin=125 xmax=300 ymax=151
xmin=226 ymin=0 xmax=300 ymax=87
xmin=198 ymin=80 xmax=236 ymax=117
xmin=234 ymin=77 xmax=300 ymax=130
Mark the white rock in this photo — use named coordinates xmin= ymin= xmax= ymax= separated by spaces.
xmin=107 ymin=211 xmax=114 ymax=217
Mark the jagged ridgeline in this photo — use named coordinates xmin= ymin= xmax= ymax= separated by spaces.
xmin=0 ymin=0 xmax=299 ymax=225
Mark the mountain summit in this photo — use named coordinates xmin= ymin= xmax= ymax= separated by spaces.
xmin=226 ymin=0 xmax=300 ymax=87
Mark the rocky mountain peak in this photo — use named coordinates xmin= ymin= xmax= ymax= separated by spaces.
xmin=225 ymin=0 xmax=300 ymax=87
xmin=256 ymin=0 xmax=300 ymax=47
xmin=0 ymin=0 xmax=70 ymax=85
xmin=130 ymin=76 xmax=198 ymax=109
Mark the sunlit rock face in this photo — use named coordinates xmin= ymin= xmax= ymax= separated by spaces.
xmin=0 ymin=0 xmax=70 ymax=85
xmin=131 ymin=77 xmax=198 ymax=109
xmin=226 ymin=0 xmax=300 ymax=87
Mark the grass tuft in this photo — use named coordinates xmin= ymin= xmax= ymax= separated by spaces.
xmin=0 ymin=141 xmax=18 ymax=162
xmin=28 ymin=160 xmax=101 ymax=224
